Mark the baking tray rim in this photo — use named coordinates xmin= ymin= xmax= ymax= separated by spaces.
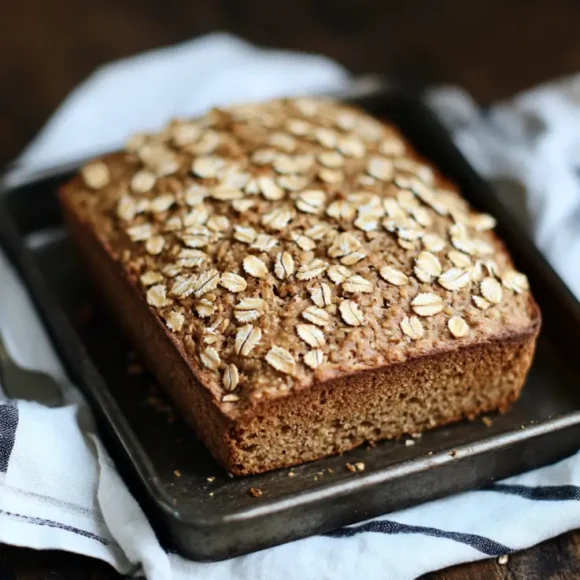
xmin=2 ymin=90 xmax=580 ymax=531
xmin=216 ymin=412 xmax=580 ymax=524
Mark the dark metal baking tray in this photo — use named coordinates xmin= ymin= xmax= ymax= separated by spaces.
xmin=2 ymin=89 xmax=580 ymax=562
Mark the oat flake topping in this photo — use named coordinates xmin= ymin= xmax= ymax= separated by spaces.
xmin=448 ymin=316 xmax=470 ymax=338
xmin=74 ymin=97 xmax=533 ymax=405
xmin=266 ymin=346 xmax=296 ymax=375
xmin=303 ymin=349 xmax=326 ymax=369
xmin=400 ymin=316 xmax=424 ymax=340
xmin=82 ymin=161 xmax=110 ymax=190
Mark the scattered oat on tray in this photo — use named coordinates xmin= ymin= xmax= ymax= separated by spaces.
xmin=345 ymin=462 xmax=365 ymax=473
xmin=482 ymin=416 xmax=493 ymax=427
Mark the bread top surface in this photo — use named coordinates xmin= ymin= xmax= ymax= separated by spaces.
xmin=63 ymin=97 xmax=538 ymax=415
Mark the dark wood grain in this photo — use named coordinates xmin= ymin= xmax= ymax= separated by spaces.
xmin=427 ymin=530 xmax=580 ymax=579
xmin=2 ymin=0 xmax=580 ymax=166
xmin=2 ymin=0 xmax=580 ymax=577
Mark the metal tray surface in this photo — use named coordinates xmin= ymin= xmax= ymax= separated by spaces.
xmin=2 ymin=90 xmax=580 ymax=561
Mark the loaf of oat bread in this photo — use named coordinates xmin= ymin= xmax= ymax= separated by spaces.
xmin=59 ymin=97 xmax=540 ymax=475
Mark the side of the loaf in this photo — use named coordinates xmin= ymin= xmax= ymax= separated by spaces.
xmin=60 ymin=189 xmax=236 ymax=469
xmin=225 ymin=319 xmax=538 ymax=474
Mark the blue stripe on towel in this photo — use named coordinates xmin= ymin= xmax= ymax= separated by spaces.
xmin=0 ymin=402 xmax=18 ymax=473
xmin=485 ymin=483 xmax=580 ymax=501
xmin=324 ymin=519 xmax=511 ymax=556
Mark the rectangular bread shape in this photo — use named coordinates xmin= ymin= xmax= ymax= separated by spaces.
xmin=59 ymin=97 xmax=540 ymax=475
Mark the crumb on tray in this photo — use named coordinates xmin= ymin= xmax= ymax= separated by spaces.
xmin=482 ymin=416 xmax=493 ymax=427
xmin=346 ymin=462 xmax=365 ymax=473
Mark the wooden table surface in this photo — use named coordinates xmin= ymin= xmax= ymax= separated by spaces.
xmin=2 ymin=0 xmax=580 ymax=577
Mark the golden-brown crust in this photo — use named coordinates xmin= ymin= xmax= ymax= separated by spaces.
xmin=59 ymin=97 xmax=541 ymax=474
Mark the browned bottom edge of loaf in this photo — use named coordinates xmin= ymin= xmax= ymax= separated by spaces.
xmin=60 ymin=193 xmax=540 ymax=476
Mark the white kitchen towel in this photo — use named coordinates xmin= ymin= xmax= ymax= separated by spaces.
xmin=2 ymin=32 xmax=580 ymax=580
xmin=428 ymin=81 xmax=580 ymax=298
